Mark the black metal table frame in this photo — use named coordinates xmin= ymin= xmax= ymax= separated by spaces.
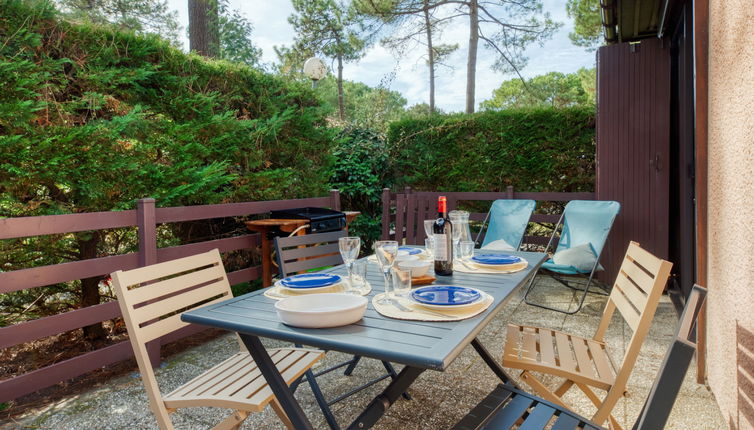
xmin=241 ymin=334 xmax=515 ymax=430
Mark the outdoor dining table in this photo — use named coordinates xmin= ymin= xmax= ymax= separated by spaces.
xmin=181 ymin=250 xmax=547 ymax=430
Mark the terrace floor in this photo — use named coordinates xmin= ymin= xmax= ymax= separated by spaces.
xmin=1 ymin=276 xmax=725 ymax=430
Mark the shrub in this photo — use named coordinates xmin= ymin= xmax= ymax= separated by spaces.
xmin=386 ymin=107 xmax=595 ymax=192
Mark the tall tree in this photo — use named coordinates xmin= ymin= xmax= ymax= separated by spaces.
xmin=189 ymin=0 xmax=219 ymax=57
xmin=287 ymin=0 xmax=370 ymax=121
xmin=360 ymin=0 xmax=559 ymax=113
xmin=56 ymin=0 xmax=180 ymax=42
xmin=217 ymin=0 xmax=263 ymax=67
xmin=358 ymin=0 xmax=455 ymax=114
xmin=566 ymin=0 xmax=602 ymax=50
xmin=480 ymin=68 xmax=596 ymax=110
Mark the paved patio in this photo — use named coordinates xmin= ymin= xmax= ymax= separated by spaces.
xmin=1 ymin=276 xmax=725 ymax=429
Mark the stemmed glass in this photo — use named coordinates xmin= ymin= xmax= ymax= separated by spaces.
xmin=374 ymin=240 xmax=399 ymax=304
xmin=424 ymin=219 xmax=435 ymax=255
xmin=339 ymin=237 xmax=361 ymax=291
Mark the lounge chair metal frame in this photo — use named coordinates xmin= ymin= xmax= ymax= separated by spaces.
xmin=523 ymin=200 xmax=620 ymax=314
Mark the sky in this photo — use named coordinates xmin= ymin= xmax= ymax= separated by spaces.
xmin=165 ymin=0 xmax=596 ymax=112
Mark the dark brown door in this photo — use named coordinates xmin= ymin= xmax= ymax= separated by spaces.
xmin=596 ymin=38 xmax=671 ymax=282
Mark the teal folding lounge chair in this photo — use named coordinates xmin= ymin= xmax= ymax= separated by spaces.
xmin=476 ymin=199 xmax=536 ymax=250
xmin=523 ymin=200 xmax=620 ymax=314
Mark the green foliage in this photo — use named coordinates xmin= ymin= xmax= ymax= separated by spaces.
xmin=386 ymin=107 xmax=596 ymax=193
xmin=55 ymin=0 xmax=181 ymax=44
xmin=0 ymin=0 xmax=334 ymax=325
xmin=217 ymin=0 xmax=263 ymax=67
xmin=329 ymin=128 xmax=391 ymax=248
xmin=566 ymin=0 xmax=603 ymax=50
xmin=480 ymin=68 xmax=596 ymax=110
xmin=314 ymin=76 xmax=407 ymax=132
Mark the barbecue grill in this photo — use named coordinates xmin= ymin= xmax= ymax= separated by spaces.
xmin=269 ymin=207 xmax=346 ymax=234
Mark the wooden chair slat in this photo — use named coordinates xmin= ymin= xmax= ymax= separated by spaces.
xmin=214 ymin=350 xmax=298 ymax=399
xmin=587 ymin=340 xmax=613 ymax=381
xmin=123 ymin=263 xmax=226 ymax=305
xmin=554 ymin=331 xmax=577 ymax=372
xmin=571 ymin=337 xmax=596 ymax=379
xmin=608 ymin=282 xmax=642 ymax=332
xmin=619 ymin=258 xmax=655 ymax=294
xmin=522 ymin=327 xmax=538 ymax=361
xmin=171 ymin=352 xmax=255 ymax=397
xmin=114 ymin=251 xmax=224 ymax=288
xmin=505 ymin=324 xmax=520 ymax=360
xmin=131 ymin=280 xmax=229 ymax=325
xmin=275 ymin=231 xmax=346 ymax=277
xmin=614 ymin=272 xmax=648 ymax=313
xmin=539 ymin=329 xmax=556 ymax=367
xmin=246 ymin=350 xmax=321 ymax=404
xmin=625 ymin=241 xmax=662 ymax=274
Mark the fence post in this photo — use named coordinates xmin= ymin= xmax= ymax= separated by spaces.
xmin=329 ymin=189 xmax=341 ymax=211
xmin=381 ymin=188 xmax=391 ymax=240
xmin=137 ymin=198 xmax=161 ymax=367
xmin=506 ymin=185 xmax=514 ymax=199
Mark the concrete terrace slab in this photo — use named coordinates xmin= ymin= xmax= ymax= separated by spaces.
xmin=1 ymin=276 xmax=726 ymax=430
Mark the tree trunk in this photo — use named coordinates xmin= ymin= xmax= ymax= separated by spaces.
xmin=465 ymin=0 xmax=479 ymax=114
xmin=77 ymin=233 xmax=106 ymax=340
xmin=188 ymin=0 xmax=219 ymax=57
xmin=424 ymin=1 xmax=435 ymax=114
xmin=337 ymin=53 xmax=345 ymax=121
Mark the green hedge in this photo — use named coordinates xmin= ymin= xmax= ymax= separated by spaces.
xmin=386 ymin=108 xmax=595 ymax=192
xmin=0 ymin=0 xmax=334 ymax=217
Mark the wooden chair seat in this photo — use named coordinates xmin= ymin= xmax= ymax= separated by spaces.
xmin=163 ymin=348 xmax=322 ymax=412
xmin=503 ymin=325 xmax=616 ymax=391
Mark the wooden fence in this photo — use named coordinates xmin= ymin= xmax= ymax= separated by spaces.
xmin=0 ymin=191 xmax=341 ymax=402
xmin=381 ymin=187 xmax=596 ymax=247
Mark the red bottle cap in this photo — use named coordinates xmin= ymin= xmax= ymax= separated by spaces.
xmin=438 ymin=196 xmax=447 ymax=213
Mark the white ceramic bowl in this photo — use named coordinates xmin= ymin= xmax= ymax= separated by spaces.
xmin=397 ymin=260 xmax=432 ymax=277
xmin=274 ymin=293 xmax=367 ymax=328
xmin=395 ymin=254 xmax=419 ymax=263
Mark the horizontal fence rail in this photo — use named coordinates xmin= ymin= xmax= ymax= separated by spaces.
xmin=382 ymin=187 xmax=596 ymax=247
xmin=0 ymin=191 xmax=341 ymax=403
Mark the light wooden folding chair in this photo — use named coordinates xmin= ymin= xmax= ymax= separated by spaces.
xmin=111 ymin=249 xmax=324 ymax=430
xmin=502 ymin=242 xmax=673 ymax=430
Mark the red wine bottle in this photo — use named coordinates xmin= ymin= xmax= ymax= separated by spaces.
xmin=433 ymin=196 xmax=453 ymax=276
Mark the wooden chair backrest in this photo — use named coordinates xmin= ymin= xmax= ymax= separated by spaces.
xmin=631 ymin=284 xmax=706 ymax=430
xmin=593 ymin=242 xmax=673 ymax=409
xmin=275 ymin=230 xmax=345 ymax=277
xmin=110 ymin=249 xmax=235 ymax=428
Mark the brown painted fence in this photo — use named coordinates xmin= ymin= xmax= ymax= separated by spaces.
xmin=0 ymin=191 xmax=341 ymax=402
xmin=381 ymin=187 xmax=596 ymax=248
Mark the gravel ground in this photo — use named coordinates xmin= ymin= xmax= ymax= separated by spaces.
xmin=1 ymin=276 xmax=726 ymax=430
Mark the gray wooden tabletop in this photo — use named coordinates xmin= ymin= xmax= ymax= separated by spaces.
xmin=182 ymin=250 xmax=546 ymax=371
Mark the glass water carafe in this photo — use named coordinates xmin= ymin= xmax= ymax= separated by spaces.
xmin=448 ymin=210 xmax=472 ymax=257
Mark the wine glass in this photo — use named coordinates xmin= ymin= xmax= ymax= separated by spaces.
xmin=424 ymin=219 xmax=435 ymax=238
xmin=339 ymin=237 xmax=361 ymax=291
xmin=374 ymin=240 xmax=399 ymax=304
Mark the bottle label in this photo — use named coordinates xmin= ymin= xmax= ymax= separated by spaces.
xmin=434 ymin=233 xmax=449 ymax=261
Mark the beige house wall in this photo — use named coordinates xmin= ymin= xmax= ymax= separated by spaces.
xmin=706 ymin=1 xmax=754 ymax=428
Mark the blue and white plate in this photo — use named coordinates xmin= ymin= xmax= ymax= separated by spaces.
xmin=411 ymin=285 xmax=483 ymax=310
xmin=398 ymin=246 xmax=423 ymax=255
xmin=470 ymin=254 xmax=523 ymax=266
xmin=280 ymin=273 xmax=342 ymax=290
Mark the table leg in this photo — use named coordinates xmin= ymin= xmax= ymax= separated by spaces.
xmin=239 ymin=334 xmax=314 ymax=430
xmin=261 ymin=233 xmax=272 ymax=287
xmin=347 ymin=366 xmax=424 ymax=430
xmin=471 ymin=338 xmax=518 ymax=387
